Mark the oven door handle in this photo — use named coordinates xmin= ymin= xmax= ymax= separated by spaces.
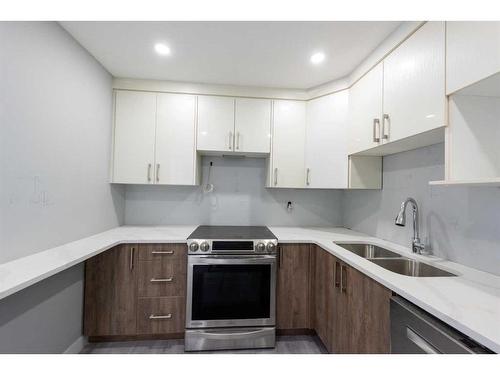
xmin=188 ymin=255 xmax=277 ymax=265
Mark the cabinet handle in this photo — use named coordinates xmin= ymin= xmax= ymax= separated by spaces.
xmin=341 ymin=265 xmax=347 ymax=293
xmin=149 ymin=313 xmax=172 ymax=320
xmin=150 ymin=277 xmax=173 ymax=283
xmin=129 ymin=246 xmax=135 ymax=271
xmin=334 ymin=261 xmax=341 ymax=288
xmin=236 ymin=132 xmax=240 ymax=150
xmin=274 ymin=168 xmax=278 ymax=186
xmin=278 ymin=246 xmax=282 ymax=269
xmin=151 ymin=250 xmax=174 ymax=255
xmin=306 ymin=168 xmax=311 ymax=186
xmin=373 ymin=118 xmax=381 ymax=143
xmin=382 ymin=114 xmax=390 ymax=140
xmin=147 ymin=163 xmax=152 ymax=182
xmin=156 ymin=163 xmax=160 ymax=182
xmin=229 ymin=131 xmax=233 ymax=150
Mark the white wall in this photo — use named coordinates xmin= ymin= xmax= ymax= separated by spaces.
xmin=342 ymin=143 xmax=500 ymax=276
xmin=0 ymin=22 xmax=124 ymax=352
xmin=125 ymin=156 xmax=343 ymax=226
xmin=0 ymin=22 xmax=124 ymax=264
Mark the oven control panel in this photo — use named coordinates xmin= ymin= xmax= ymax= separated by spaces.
xmin=187 ymin=239 xmax=278 ymax=255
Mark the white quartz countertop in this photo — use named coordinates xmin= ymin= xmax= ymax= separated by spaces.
xmin=1 ymin=225 xmax=499 ymax=352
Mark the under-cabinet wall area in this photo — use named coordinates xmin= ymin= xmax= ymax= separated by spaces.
xmin=342 ymin=143 xmax=500 ymax=276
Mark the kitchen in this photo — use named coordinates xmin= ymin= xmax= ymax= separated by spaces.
xmin=1 ymin=2 xmax=499 ymax=373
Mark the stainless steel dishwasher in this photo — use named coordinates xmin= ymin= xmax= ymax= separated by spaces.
xmin=390 ymin=296 xmax=493 ymax=354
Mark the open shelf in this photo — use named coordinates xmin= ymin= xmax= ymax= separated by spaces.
xmin=429 ymin=178 xmax=500 ymax=187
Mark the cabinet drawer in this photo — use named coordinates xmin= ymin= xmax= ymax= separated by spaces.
xmin=137 ymin=258 xmax=187 ymax=297
xmin=137 ymin=243 xmax=187 ymax=261
xmin=137 ymin=297 xmax=185 ymax=334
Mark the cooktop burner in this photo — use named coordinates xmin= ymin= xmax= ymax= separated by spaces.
xmin=188 ymin=225 xmax=277 ymax=240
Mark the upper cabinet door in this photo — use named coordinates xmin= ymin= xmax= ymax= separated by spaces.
xmin=234 ymin=98 xmax=271 ymax=154
xmin=383 ymin=21 xmax=446 ymax=143
xmin=306 ymin=91 xmax=349 ymax=189
xmin=271 ymin=100 xmax=306 ymax=188
xmin=197 ymin=96 xmax=235 ymax=152
xmin=112 ymin=91 xmax=157 ymax=184
xmin=155 ymin=93 xmax=197 ymax=185
xmin=348 ymin=63 xmax=384 ymax=154
xmin=446 ymin=21 xmax=500 ymax=95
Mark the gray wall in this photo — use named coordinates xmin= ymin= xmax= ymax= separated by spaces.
xmin=0 ymin=22 xmax=124 ymax=352
xmin=125 ymin=156 xmax=343 ymax=226
xmin=342 ymin=143 xmax=500 ymax=276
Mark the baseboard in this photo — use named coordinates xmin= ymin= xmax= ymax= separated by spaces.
xmin=88 ymin=333 xmax=184 ymax=343
xmin=64 ymin=336 xmax=88 ymax=354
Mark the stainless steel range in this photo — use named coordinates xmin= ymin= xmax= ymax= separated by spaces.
xmin=185 ymin=225 xmax=278 ymax=352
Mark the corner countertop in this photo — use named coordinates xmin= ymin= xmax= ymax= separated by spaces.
xmin=1 ymin=225 xmax=499 ymax=353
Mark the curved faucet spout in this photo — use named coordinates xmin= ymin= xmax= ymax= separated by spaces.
xmin=395 ymin=198 xmax=426 ymax=254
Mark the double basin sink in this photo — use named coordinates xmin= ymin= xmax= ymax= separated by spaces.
xmin=335 ymin=243 xmax=457 ymax=277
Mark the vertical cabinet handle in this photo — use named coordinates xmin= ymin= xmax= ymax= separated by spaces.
xmin=274 ymin=168 xmax=278 ymax=186
xmin=278 ymin=246 xmax=282 ymax=269
xmin=306 ymin=168 xmax=311 ymax=186
xmin=147 ymin=163 xmax=152 ymax=182
xmin=156 ymin=164 xmax=160 ymax=183
xmin=382 ymin=114 xmax=390 ymax=140
xmin=229 ymin=131 xmax=233 ymax=150
xmin=129 ymin=246 xmax=135 ymax=271
xmin=373 ymin=118 xmax=381 ymax=143
xmin=236 ymin=132 xmax=240 ymax=150
xmin=341 ymin=265 xmax=347 ymax=293
xmin=334 ymin=261 xmax=341 ymax=288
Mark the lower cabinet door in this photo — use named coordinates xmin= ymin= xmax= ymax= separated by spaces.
xmin=345 ymin=265 xmax=392 ymax=353
xmin=137 ymin=297 xmax=185 ymax=334
xmin=276 ymin=244 xmax=311 ymax=330
xmin=313 ymin=246 xmax=335 ymax=351
xmin=84 ymin=244 xmax=138 ymax=336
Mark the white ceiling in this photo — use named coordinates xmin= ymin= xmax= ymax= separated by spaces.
xmin=61 ymin=21 xmax=401 ymax=89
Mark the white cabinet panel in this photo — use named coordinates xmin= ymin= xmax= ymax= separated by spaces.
xmin=234 ymin=98 xmax=271 ymax=153
xmin=348 ymin=63 xmax=384 ymax=154
xmin=112 ymin=91 xmax=156 ymax=184
xmin=197 ymin=96 xmax=235 ymax=152
xmin=270 ymin=100 xmax=306 ymax=188
xmin=305 ymin=91 xmax=348 ymax=189
xmin=446 ymin=21 xmax=500 ymax=94
xmin=383 ymin=21 xmax=446 ymax=143
xmin=155 ymin=93 xmax=197 ymax=185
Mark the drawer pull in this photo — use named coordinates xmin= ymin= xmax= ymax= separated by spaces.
xmin=151 ymin=250 xmax=174 ymax=255
xmin=149 ymin=313 xmax=172 ymax=320
xmin=150 ymin=277 xmax=173 ymax=283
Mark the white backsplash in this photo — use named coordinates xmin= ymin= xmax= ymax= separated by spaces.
xmin=342 ymin=143 xmax=500 ymax=276
xmin=125 ymin=156 xmax=343 ymax=227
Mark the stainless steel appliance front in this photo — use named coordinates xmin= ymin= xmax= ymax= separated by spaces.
xmin=186 ymin=254 xmax=276 ymax=329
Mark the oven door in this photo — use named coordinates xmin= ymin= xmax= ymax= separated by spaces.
xmin=186 ymin=255 xmax=276 ymax=329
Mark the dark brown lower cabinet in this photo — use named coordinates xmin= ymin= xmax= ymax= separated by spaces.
xmin=84 ymin=244 xmax=138 ymax=336
xmin=276 ymin=244 xmax=312 ymax=331
xmin=313 ymin=246 xmax=392 ymax=354
xmin=84 ymin=243 xmax=187 ymax=340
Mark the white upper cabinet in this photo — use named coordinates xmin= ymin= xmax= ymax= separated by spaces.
xmin=155 ymin=93 xmax=197 ymax=185
xmin=234 ymin=98 xmax=271 ymax=154
xmin=197 ymin=96 xmax=235 ymax=152
xmin=112 ymin=91 xmax=157 ymax=184
xmin=383 ymin=21 xmax=446 ymax=143
xmin=348 ymin=63 xmax=384 ymax=154
xmin=270 ymin=100 xmax=306 ymax=188
xmin=446 ymin=21 xmax=500 ymax=95
xmin=305 ymin=91 xmax=349 ymax=189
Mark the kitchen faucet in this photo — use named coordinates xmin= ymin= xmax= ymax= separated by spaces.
xmin=395 ymin=197 xmax=429 ymax=255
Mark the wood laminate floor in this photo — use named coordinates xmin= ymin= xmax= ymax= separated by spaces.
xmin=80 ymin=335 xmax=327 ymax=354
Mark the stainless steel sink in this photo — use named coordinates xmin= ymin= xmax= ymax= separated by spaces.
xmin=369 ymin=258 xmax=457 ymax=277
xmin=336 ymin=243 xmax=402 ymax=259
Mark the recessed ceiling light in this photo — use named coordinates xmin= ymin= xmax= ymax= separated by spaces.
xmin=310 ymin=52 xmax=325 ymax=65
xmin=154 ymin=43 xmax=171 ymax=56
